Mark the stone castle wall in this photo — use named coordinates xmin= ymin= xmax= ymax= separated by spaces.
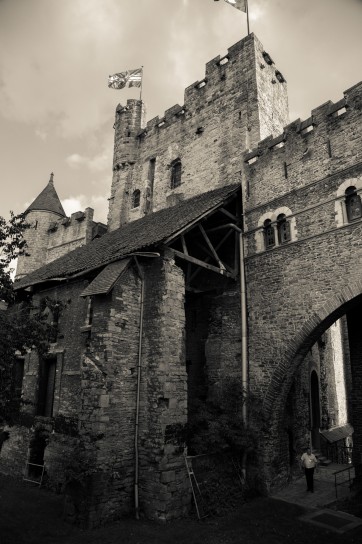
xmin=107 ymin=33 xmax=289 ymax=230
xmin=16 ymin=207 xmax=98 ymax=280
xmin=242 ymin=81 xmax=362 ymax=488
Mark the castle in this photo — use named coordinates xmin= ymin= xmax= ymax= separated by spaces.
xmin=1 ymin=33 xmax=361 ymax=526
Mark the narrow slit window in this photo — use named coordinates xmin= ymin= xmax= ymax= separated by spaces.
xmin=148 ymin=158 xmax=156 ymax=183
xmin=132 ymin=189 xmax=141 ymax=208
xmin=171 ymin=160 xmax=182 ymax=189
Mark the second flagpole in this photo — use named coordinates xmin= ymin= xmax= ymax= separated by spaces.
xmin=139 ymin=66 xmax=144 ymax=102
xmin=246 ymin=0 xmax=250 ymax=35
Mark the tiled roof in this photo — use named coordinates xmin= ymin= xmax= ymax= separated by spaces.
xmin=26 ymin=178 xmax=66 ymax=217
xmin=320 ymin=424 xmax=353 ymax=444
xmin=80 ymin=259 xmax=131 ymax=297
xmin=15 ymin=183 xmax=240 ymax=290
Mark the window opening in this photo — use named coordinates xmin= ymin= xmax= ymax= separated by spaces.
xmin=37 ymin=357 xmax=57 ymax=417
xmin=264 ymin=219 xmax=275 ymax=249
xmin=327 ymin=139 xmax=332 ymax=158
xmin=345 ymin=186 xmax=362 ymax=222
xmin=246 ymin=156 xmax=258 ymax=165
xmin=171 ymin=160 xmax=182 ymax=189
xmin=301 ymin=125 xmax=314 ymax=135
xmin=132 ymin=189 xmax=141 ymax=208
xmin=262 ymin=51 xmax=274 ymax=65
xmin=148 ymin=158 xmax=156 ymax=183
xmin=277 ymin=214 xmax=291 ymax=244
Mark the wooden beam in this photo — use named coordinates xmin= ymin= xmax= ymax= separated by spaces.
xmin=219 ymin=207 xmax=239 ymax=221
xmin=198 ymin=224 xmax=225 ymax=270
xmin=162 ymin=191 xmax=240 ymax=244
xmin=168 ymin=248 xmax=236 ymax=278
xmin=181 ymin=235 xmax=188 ymax=255
xmin=189 ymin=228 xmax=235 ymax=283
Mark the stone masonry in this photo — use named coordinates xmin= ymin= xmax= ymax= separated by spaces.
xmin=2 ymin=30 xmax=361 ymax=524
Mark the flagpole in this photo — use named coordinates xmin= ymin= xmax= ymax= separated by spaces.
xmin=139 ymin=66 xmax=144 ymax=102
xmin=246 ymin=0 xmax=250 ymax=35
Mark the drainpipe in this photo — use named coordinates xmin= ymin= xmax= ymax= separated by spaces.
xmin=237 ymin=225 xmax=249 ymax=482
xmin=133 ymin=256 xmax=144 ymax=520
xmin=132 ymin=254 xmax=159 ymax=520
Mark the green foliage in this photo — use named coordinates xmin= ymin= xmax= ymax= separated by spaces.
xmin=0 ymin=211 xmax=66 ymax=424
xmin=0 ymin=303 xmax=60 ymax=424
xmin=187 ymin=378 xmax=262 ymax=456
xmin=0 ymin=212 xmax=29 ymax=304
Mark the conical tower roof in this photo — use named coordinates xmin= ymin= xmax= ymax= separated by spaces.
xmin=26 ymin=173 xmax=66 ymax=217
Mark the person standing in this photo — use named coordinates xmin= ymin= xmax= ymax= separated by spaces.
xmin=300 ymin=447 xmax=318 ymax=492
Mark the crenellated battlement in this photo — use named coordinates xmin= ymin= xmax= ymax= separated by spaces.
xmin=108 ymin=33 xmax=289 ymax=230
xmin=46 ymin=207 xmax=106 ymax=263
xmin=243 ymin=81 xmax=362 ymax=210
xmin=245 ymin=82 xmax=361 ymax=163
xmin=134 ymin=33 xmax=287 ymax=138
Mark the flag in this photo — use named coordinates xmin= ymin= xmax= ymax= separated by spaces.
xmin=108 ymin=68 xmax=142 ymax=90
xmin=217 ymin=0 xmax=247 ymax=12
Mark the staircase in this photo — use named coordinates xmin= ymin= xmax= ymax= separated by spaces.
xmin=312 ymin=449 xmax=332 ymax=467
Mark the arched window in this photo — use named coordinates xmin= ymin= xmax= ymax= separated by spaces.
xmin=132 ymin=189 xmax=141 ymax=208
xmin=170 ymin=160 xmax=182 ymax=189
xmin=345 ymin=186 xmax=362 ymax=222
xmin=263 ymin=219 xmax=275 ymax=248
xmin=277 ymin=214 xmax=291 ymax=244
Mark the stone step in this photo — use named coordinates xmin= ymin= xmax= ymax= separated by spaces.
xmin=319 ymin=458 xmax=333 ymax=466
xmin=311 ymin=450 xmax=333 ymax=466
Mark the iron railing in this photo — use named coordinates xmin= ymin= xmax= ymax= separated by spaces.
xmin=334 ymin=464 xmax=355 ymax=499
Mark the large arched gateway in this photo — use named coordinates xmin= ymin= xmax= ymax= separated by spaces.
xmin=243 ymin=79 xmax=362 ymax=490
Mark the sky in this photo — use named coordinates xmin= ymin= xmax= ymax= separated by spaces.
xmin=0 ymin=0 xmax=361 ymax=224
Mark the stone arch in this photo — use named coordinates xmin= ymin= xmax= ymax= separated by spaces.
xmin=255 ymin=211 xmax=274 ymax=252
xmin=263 ymin=279 xmax=362 ymax=419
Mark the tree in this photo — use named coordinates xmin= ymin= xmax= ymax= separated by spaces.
xmin=0 ymin=212 xmax=29 ymax=304
xmin=0 ymin=212 xmax=57 ymax=423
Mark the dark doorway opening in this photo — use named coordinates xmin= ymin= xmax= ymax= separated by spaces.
xmin=37 ymin=357 xmax=56 ymax=417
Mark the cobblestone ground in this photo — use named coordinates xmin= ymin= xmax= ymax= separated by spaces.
xmin=1 ymin=473 xmax=362 ymax=544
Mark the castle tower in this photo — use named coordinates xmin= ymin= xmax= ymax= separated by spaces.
xmin=107 ymin=33 xmax=289 ymax=231
xmin=16 ymin=173 xmax=66 ymax=279
xmin=107 ymin=100 xmax=146 ymax=230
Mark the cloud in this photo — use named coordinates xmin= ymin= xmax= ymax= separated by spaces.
xmin=65 ymin=148 xmax=111 ymax=172
xmin=65 ymin=154 xmax=86 ymax=168
xmin=62 ymin=192 xmax=108 ymax=224
xmin=0 ymin=0 xmax=124 ymax=138
xmin=35 ymin=128 xmax=48 ymax=141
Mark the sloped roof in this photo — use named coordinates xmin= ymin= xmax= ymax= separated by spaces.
xmin=15 ymin=183 xmax=240 ymax=290
xmin=80 ymin=259 xmax=131 ymax=297
xmin=25 ymin=176 xmax=66 ymax=217
xmin=320 ymin=424 xmax=353 ymax=444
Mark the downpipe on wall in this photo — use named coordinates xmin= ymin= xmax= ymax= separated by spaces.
xmin=133 ymin=254 xmax=159 ymax=520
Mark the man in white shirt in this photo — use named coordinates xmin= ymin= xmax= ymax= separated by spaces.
xmin=300 ymin=447 xmax=318 ymax=492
